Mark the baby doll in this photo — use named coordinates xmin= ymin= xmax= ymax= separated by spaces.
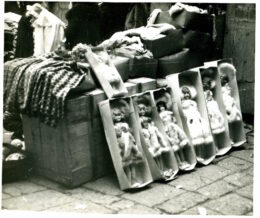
xmin=202 ymin=75 xmax=225 ymax=134
xmin=72 ymin=44 xmax=121 ymax=91
xmin=157 ymin=101 xmax=189 ymax=168
xmin=137 ymin=98 xmax=171 ymax=175
xmin=180 ymin=86 xmax=213 ymax=157
xmin=218 ymin=63 xmax=242 ymax=123
xmin=112 ymin=107 xmax=143 ymax=187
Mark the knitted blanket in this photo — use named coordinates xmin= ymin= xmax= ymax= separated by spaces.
xmin=4 ymin=57 xmax=86 ymax=127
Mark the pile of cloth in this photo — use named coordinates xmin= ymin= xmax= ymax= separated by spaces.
xmin=4 ymin=51 xmax=90 ymax=127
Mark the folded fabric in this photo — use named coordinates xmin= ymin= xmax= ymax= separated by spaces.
xmin=169 ymin=2 xmax=208 ymax=16
xmin=154 ymin=8 xmax=213 ymax=33
xmin=28 ymin=4 xmax=66 ymax=56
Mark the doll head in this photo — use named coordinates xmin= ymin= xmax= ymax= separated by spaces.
xmin=112 ymin=108 xmax=123 ymax=123
xmin=138 ymin=103 xmax=148 ymax=117
xmin=218 ymin=62 xmax=236 ymax=86
xmin=201 ymin=68 xmax=216 ymax=90
xmin=220 ymin=73 xmax=229 ymax=86
xmin=180 ymin=85 xmax=197 ymax=100
xmin=202 ymin=76 xmax=212 ymax=91
xmin=140 ymin=116 xmax=150 ymax=129
xmin=156 ymin=101 xmax=167 ymax=113
xmin=181 ymin=87 xmax=191 ymax=100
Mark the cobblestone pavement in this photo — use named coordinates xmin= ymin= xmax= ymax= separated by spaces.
xmin=1 ymin=123 xmax=254 ymax=215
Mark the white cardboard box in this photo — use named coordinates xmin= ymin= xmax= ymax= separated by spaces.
xmin=132 ymin=91 xmax=179 ymax=181
xmin=167 ymin=70 xmax=217 ymax=165
xmin=204 ymin=59 xmax=246 ymax=147
xmin=199 ymin=66 xmax=232 ymax=155
xmin=151 ymin=87 xmax=197 ymax=171
xmin=99 ymin=97 xmax=153 ymax=190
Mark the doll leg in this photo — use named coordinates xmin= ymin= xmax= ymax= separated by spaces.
xmin=124 ymin=166 xmax=132 ymax=185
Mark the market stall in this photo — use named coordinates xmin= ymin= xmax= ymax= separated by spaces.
xmin=3 ymin=2 xmax=247 ymax=190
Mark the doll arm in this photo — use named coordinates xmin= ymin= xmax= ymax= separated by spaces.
xmin=154 ymin=127 xmax=168 ymax=148
xmin=174 ymin=124 xmax=189 ymax=147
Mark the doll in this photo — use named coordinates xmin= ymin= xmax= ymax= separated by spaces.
xmin=218 ymin=63 xmax=242 ymax=123
xmin=137 ymin=97 xmax=172 ymax=176
xmin=157 ymin=101 xmax=189 ymax=168
xmin=180 ymin=86 xmax=213 ymax=157
xmin=112 ymin=107 xmax=143 ymax=187
xmin=202 ymin=75 xmax=226 ymax=134
xmin=71 ymin=43 xmax=121 ymax=91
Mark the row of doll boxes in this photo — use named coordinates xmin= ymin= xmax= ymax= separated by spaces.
xmin=98 ymin=60 xmax=246 ymax=190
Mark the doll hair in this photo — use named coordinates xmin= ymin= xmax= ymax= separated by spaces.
xmin=111 ymin=99 xmax=131 ymax=119
xmin=218 ymin=62 xmax=236 ymax=82
xmin=136 ymin=94 xmax=152 ymax=116
xmin=155 ymin=89 xmax=173 ymax=110
xmin=156 ymin=101 xmax=167 ymax=112
xmin=201 ymin=67 xmax=216 ymax=90
xmin=180 ymin=85 xmax=197 ymax=99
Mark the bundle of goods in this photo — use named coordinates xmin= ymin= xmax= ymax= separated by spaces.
xmin=2 ymin=139 xmax=32 ymax=183
xmin=146 ymin=3 xmax=216 ymax=77
xmin=4 ymin=12 xmax=21 ymax=61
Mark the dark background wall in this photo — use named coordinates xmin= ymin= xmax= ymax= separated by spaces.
xmin=223 ymin=4 xmax=255 ymax=116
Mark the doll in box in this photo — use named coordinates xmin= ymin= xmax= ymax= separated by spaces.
xmin=201 ymin=74 xmax=226 ymax=134
xmin=156 ymin=101 xmax=189 ymax=168
xmin=112 ymin=106 xmax=144 ymax=187
xmin=218 ymin=63 xmax=242 ymax=123
xmin=180 ymin=86 xmax=213 ymax=157
xmin=71 ymin=43 xmax=121 ymax=92
xmin=137 ymin=97 xmax=172 ymax=176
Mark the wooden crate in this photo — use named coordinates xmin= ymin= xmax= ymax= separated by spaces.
xmin=22 ymin=93 xmax=113 ymax=188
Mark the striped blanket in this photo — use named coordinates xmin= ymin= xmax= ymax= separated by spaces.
xmin=4 ymin=56 xmax=86 ymax=127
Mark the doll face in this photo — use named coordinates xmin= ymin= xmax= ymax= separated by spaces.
xmin=138 ymin=103 xmax=147 ymax=116
xmin=141 ymin=119 xmax=149 ymax=129
xmin=202 ymin=77 xmax=211 ymax=90
xmin=157 ymin=102 xmax=167 ymax=113
xmin=182 ymin=87 xmax=191 ymax=100
xmin=112 ymin=108 xmax=123 ymax=122
xmin=220 ymin=74 xmax=229 ymax=86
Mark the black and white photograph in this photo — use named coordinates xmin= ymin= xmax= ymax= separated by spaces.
xmin=1 ymin=0 xmax=256 ymax=216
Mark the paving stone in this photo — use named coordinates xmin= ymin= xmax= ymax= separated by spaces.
xmin=203 ymin=193 xmax=253 ymax=215
xmin=168 ymin=172 xmax=212 ymax=191
xmin=236 ymin=184 xmax=253 ymax=199
xmin=122 ymin=184 xmax=185 ymax=207
xmin=224 ymin=171 xmax=253 ymax=187
xmin=230 ymin=150 xmax=254 ymax=163
xmin=247 ymin=135 xmax=254 ymax=145
xmin=118 ymin=204 xmax=161 ymax=214
xmin=246 ymin=211 xmax=253 ymax=215
xmin=2 ymin=189 xmax=73 ymax=211
xmin=1 ymin=192 xmax=12 ymax=200
xmin=29 ymin=176 xmax=69 ymax=193
xmin=47 ymin=199 xmax=114 ymax=214
xmin=158 ymin=192 xmax=208 ymax=214
xmin=65 ymin=187 xmax=120 ymax=206
xmin=194 ymin=165 xmax=232 ymax=182
xmin=216 ymin=156 xmax=253 ymax=172
xmin=197 ymin=180 xmax=236 ymax=199
xmin=107 ymin=199 xmax=135 ymax=211
xmin=2 ymin=181 xmax=47 ymax=197
xmin=179 ymin=206 xmax=222 ymax=215
xmin=83 ymin=175 xmax=124 ymax=196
